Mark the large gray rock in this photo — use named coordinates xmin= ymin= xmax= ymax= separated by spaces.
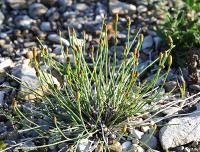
xmin=17 ymin=65 xmax=60 ymax=100
xmin=0 ymin=11 xmax=5 ymax=25
xmin=142 ymin=35 xmax=153 ymax=50
xmin=109 ymin=1 xmax=136 ymax=15
xmin=28 ymin=3 xmax=48 ymax=19
xmin=159 ymin=112 xmax=200 ymax=149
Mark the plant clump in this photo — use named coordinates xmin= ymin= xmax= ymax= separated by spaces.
xmin=8 ymin=15 xmax=174 ymax=151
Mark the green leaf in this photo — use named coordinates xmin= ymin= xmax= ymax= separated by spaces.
xmin=0 ymin=141 xmax=7 ymax=150
xmin=192 ymin=4 xmax=200 ymax=10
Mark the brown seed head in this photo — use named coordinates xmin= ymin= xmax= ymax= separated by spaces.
xmin=44 ymin=47 xmax=48 ymax=56
xmin=53 ymin=116 xmax=57 ymax=124
xmin=66 ymin=56 xmax=70 ymax=64
xmin=12 ymin=98 xmax=17 ymax=108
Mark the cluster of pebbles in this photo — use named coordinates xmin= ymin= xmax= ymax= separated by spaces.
xmin=0 ymin=0 xmax=200 ymax=151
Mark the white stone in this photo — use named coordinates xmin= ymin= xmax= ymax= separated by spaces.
xmin=77 ymin=139 xmax=90 ymax=152
xmin=122 ymin=141 xmax=132 ymax=151
xmin=131 ymin=144 xmax=144 ymax=152
xmin=129 ymin=128 xmax=144 ymax=139
xmin=0 ymin=58 xmax=13 ymax=70
xmin=109 ymin=1 xmax=136 ymax=15
xmin=141 ymin=126 xmax=150 ymax=132
xmin=48 ymin=34 xmax=70 ymax=46
xmin=159 ymin=112 xmax=200 ymax=149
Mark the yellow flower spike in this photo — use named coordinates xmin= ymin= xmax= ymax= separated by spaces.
xmin=167 ymin=36 xmax=173 ymax=47
xmin=133 ymin=48 xmax=138 ymax=58
xmin=139 ymin=34 xmax=144 ymax=44
xmin=168 ymin=55 xmax=173 ymax=66
xmin=122 ymin=124 xmax=128 ymax=133
xmin=53 ymin=116 xmax=57 ymax=125
xmin=159 ymin=52 xmax=163 ymax=61
xmin=132 ymin=71 xmax=138 ymax=79
xmin=65 ymin=47 xmax=69 ymax=56
xmin=115 ymin=13 xmax=119 ymax=23
xmin=160 ymin=64 xmax=165 ymax=69
xmin=72 ymin=28 xmax=76 ymax=37
xmin=164 ymin=51 xmax=168 ymax=59
xmin=58 ymin=30 xmax=62 ymax=37
xmin=33 ymin=47 xmax=37 ymax=59
xmin=12 ymin=98 xmax=17 ymax=108
xmin=127 ymin=17 xmax=131 ymax=26
xmin=75 ymin=91 xmax=80 ymax=101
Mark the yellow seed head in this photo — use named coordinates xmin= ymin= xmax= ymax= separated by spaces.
xmin=65 ymin=47 xmax=69 ymax=56
xmin=122 ymin=124 xmax=128 ymax=133
xmin=160 ymin=64 xmax=165 ymax=69
xmin=33 ymin=47 xmax=37 ymax=59
xmin=164 ymin=51 xmax=168 ymax=59
xmin=75 ymin=91 xmax=80 ymax=101
xmin=59 ymin=30 xmax=62 ymax=37
xmin=168 ymin=55 xmax=172 ymax=66
xmin=139 ymin=34 xmax=144 ymax=44
xmin=127 ymin=17 xmax=131 ymax=26
xmin=12 ymin=98 xmax=17 ymax=108
xmin=115 ymin=13 xmax=119 ymax=23
xmin=167 ymin=36 xmax=173 ymax=46
xmin=159 ymin=52 xmax=163 ymax=61
xmin=132 ymin=71 xmax=138 ymax=79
